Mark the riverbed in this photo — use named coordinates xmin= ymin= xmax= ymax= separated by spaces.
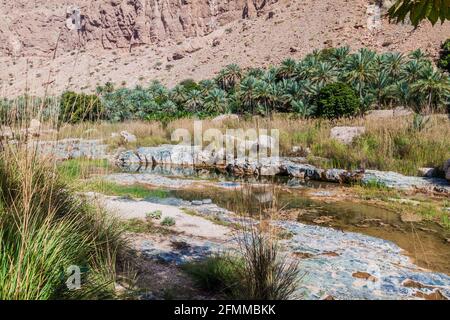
xmin=94 ymin=162 xmax=450 ymax=300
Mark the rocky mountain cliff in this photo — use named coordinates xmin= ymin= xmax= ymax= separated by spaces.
xmin=0 ymin=0 xmax=449 ymax=96
xmin=0 ymin=0 xmax=276 ymax=56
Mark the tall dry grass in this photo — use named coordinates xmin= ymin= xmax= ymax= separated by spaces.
xmin=54 ymin=113 xmax=450 ymax=176
xmin=184 ymin=184 xmax=301 ymax=300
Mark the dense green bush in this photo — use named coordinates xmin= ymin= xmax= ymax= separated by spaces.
xmin=438 ymin=39 xmax=450 ymax=73
xmin=315 ymin=82 xmax=360 ymax=119
xmin=59 ymin=91 xmax=104 ymax=124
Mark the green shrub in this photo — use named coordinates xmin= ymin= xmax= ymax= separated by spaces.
xmin=182 ymin=255 xmax=241 ymax=294
xmin=438 ymin=39 xmax=450 ymax=73
xmin=315 ymin=82 xmax=360 ymax=119
xmin=146 ymin=210 xmax=162 ymax=220
xmin=184 ymin=228 xmax=301 ymax=300
xmin=59 ymin=91 xmax=104 ymax=124
xmin=161 ymin=217 xmax=176 ymax=226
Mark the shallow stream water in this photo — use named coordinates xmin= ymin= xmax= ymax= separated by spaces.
xmin=115 ymin=164 xmax=450 ymax=276
xmin=103 ymin=164 xmax=450 ymax=299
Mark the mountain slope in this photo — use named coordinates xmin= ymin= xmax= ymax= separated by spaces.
xmin=0 ymin=0 xmax=448 ymax=96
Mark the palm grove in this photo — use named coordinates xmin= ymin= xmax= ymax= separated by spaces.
xmin=52 ymin=46 xmax=450 ymax=124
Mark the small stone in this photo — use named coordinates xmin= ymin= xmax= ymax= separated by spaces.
xmin=414 ymin=290 xmax=448 ymax=300
xmin=313 ymin=216 xmax=334 ymax=224
xmin=172 ymin=52 xmax=184 ymax=60
xmin=352 ymin=271 xmax=378 ymax=282
xmin=191 ymin=200 xmax=203 ymax=206
xmin=402 ymin=279 xmax=434 ymax=290
xmin=293 ymin=252 xmax=314 ymax=259
xmin=212 ymin=38 xmax=220 ymax=47
xmin=322 ymin=251 xmax=340 ymax=257
xmin=202 ymin=199 xmax=212 ymax=204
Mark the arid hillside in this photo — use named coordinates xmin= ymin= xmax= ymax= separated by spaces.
xmin=0 ymin=0 xmax=449 ymax=96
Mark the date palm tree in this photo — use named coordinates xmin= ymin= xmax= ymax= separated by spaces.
xmin=277 ymin=58 xmax=297 ymax=79
xmin=240 ymin=76 xmax=258 ymax=114
xmin=370 ymin=70 xmax=391 ymax=109
xmin=411 ymin=65 xmax=450 ymax=113
xmin=388 ymin=0 xmax=450 ymax=27
xmin=254 ymin=80 xmax=272 ymax=116
xmin=247 ymin=67 xmax=265 ymax=79
xmin=402 ymin=60 xmax=426 ymax=83
xmin=198 ymin=79 xmax=217 ymax=94
xmin=217 ymin=64 xmax=242 ymax=91
xmin=279 ymin=79 xmax=302 ymax=106
xmin=170 ymin=85 xmax=188 ymax=105
xmin=344 ymin=48 xmax=377 ymax=98
xmin=381 ymin=52 xmax=405 ymax=79
xmin=408 ymin=49 xmax=428 ymax=63
xmin=310 ymin=62 xmax=337 ymax=87
xmin=204 ymin=88 xmax=228 ymax=114
xmin=186 ymin=90 xmax=204 ymax=113
xmin=292 ymin=100 xmax=316 ymax=118
xmin=386 ymin=81 xmax=415 ymax=110
xmin=329 ymin=46 xmax=350 ymax=68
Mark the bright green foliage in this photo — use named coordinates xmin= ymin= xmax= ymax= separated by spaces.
xmin=316 ymin=82 xmax=361 ymax=119
xmin=59 ymin=91 xmax=104 ymax=123
xmin=182 ymin=255 xmax=241 ymax=294
xmin=26 ymin=46 xmax=449 ymax=124
xmin=0 ymin=150 xmax=124 ymax=299
xmin=146 ymin=210 xmax=162 ymax=220
xmin=438 ymin=39 xmax=450 ymax=72
xmin=388 ymin=0 xmax=450 ymax=27
xmin=161 ymin=217 xmax=176 ymax=226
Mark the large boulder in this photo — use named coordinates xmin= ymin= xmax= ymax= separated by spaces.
xmin=120 ymin=131 xmax=137 ymax=143
xmin=281 ymin=162 xmax=322 ymax=180
xmin=417 ymin=167 xmax=436 ymax=178
xmin=330 ymin=126 xmax=365 ymax=144
xmin=366 ymin=107 xmax=413 ymax=119
xmin=258 ymin=157 xmax=282 ymax=176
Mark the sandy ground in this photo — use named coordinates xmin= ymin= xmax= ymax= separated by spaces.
xmin=98 ymin=195 xmax=232 ymax=241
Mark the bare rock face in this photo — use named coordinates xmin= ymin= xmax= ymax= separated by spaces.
xmin=0 ymin=0 xmax=277 ymax=57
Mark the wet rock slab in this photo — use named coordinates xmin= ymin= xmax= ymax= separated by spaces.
xmin=137 ymin=194 xmax=450 ymax=300
xmin=277 ymin=220 xmax=450 ymax=300
xmin=140 ymin=237 xmax=222 ymax=265
xmin=362 ymin=170 xmax=450 ymax=192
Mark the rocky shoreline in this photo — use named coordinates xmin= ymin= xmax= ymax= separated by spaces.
xmin=116 ymin=144 xmax=450 ymax=193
